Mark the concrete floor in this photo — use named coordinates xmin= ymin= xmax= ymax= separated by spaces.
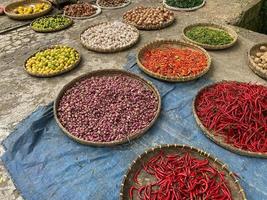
xmin=0 ymin=0 xmax=266 ymax=199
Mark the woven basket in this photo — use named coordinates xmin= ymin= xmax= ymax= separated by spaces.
xmin=24 ymin=45 xmax=81 ymax=78
xmin=54 ymin=69 xmax=161 ymax=147
xmin=120 ymin=144 xmax=247 ymax=200
xmin=248 ymin=42 xmax=267 ymax=80
xmin=192 ymin=81 xmax=267 ymax=158
xmin=183 ymin=23 xmax=238 ymax=50
xmin=96 ymin=0 xmax=131 ymax=10
xmin=123 ymin=9 xmax=175 ymax=30
xmin=80 ymin=22 xmax=140 ymax=53
xmin=163 ymin=0 xmax=206 ymax=11
xmin=137 ymin=40 xmax=211 ymax=82
xmin=30 ymin=15 xmax=73 ymax=33
xmin=4 ymin=0 xmax=52 ymax=20
xmin=63 ymin=5 xmax=101 ymax=20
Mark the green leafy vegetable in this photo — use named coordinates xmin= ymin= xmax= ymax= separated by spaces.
xmin=165 ymin=0 xmax=203 ymax=8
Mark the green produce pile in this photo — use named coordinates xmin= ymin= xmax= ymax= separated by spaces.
xmin=185 ymin=26 xmax=234 ymax=46
xmin=25 ymin=45 xmax=80 ymax=76
xmin=31 ymin=15 xmax=72 ymax=31
xmin=165 ymin=0 xmax=203 ymax=8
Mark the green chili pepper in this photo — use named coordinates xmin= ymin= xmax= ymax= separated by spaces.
xmin=185 ymin=26 xmax=234 ymax=45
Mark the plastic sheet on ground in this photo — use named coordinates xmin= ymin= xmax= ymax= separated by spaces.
xmin=1 ymin=53 xmax=267 ymax=200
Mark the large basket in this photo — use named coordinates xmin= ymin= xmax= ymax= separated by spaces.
xmin=137 ymin=40 xmax=211 ymax=82
xmin=96 ymin=0 xmax=131 ymax=10
xmin=63 ymin=5 xmax=101 ymax=20
xmin=54 ymin=69 xmax=161 ymax=147
xmin=80 ymin=22 xmax=139 ymax=53
xmin=4 ymin=0 xmax=52 ymax=20
xmin=120 ymin=144 xmax=247 ymax=200
xmin=183 ymin=23 xmax=238 ymax=50
xmin=248 ymin=42 xmax=267 ymax=80
xmin=30 ymin=15 xmax=73 ymax=33
xmin=192 ymin=81 xmax=267 ymax=158
xmin=163 ymin=0 xmax=206 ymax=11
xmin=24 ymin=45 xmax=81 ymax=78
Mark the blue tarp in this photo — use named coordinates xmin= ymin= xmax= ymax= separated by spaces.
xmin=1 ymin=54 xmax=267 ymax=200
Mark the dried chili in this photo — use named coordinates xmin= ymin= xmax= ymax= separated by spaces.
xmin=129 ymin=151 xmax=233 ymax=200
xmin=195 ymin=81 xmax=267 ymax=153
xmin=141 ymin=46 xmax=208 ymax=78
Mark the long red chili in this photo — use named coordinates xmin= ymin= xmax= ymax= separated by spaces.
xmin=195 ymin=81 xmax=267 ymax=153
xmin=142 ymin=46 xmax=208 ymax=78
xmin=129 ymin=151 xmax=233 ymax=199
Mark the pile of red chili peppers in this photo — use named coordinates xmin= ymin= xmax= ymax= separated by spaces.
xmin=129 ymin=151 xmax=232 ymax=200
xmin=195 ymin=82 xmax=267 ymax=153
xmin=142 ymin=47 xmax=207 ymax=77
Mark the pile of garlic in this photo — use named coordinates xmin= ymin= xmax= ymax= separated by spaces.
xmin=251 ymin=45 xmax=267 ymax=70
xmin=80 ymin=21 xmax=139 ymax=51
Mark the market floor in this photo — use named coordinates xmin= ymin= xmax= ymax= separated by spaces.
xmin=0 ymin=0 xmax=266 ymax=199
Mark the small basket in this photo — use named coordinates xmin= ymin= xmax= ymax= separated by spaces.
xmin=137 ymin=39 xmax=211 ymax=82
xmin=4 ymin=0 xmax=52 ymax=20
xmin=80 ymin=22 xmax=140 ymax=53
xmin=192 ymin=81 xmax=267 ymax=158
xmin=63 ymin=5 xmax=101 ymax=20
xmin=183 ymin=23 xmax=238 ymax=50
xmin=54 ymin=69 xmax=161 ymax=147
xmin=163 ymin=0 xmax=206 ymax=11
xmin=248 ymin=42 xmax=267 ymax=80
xmin=30 ymin=15 xmax=73 ymax=33
xmin=96 ymin=0 xmax=131 ymax=10
xmin=24 ymin=45 xmax=81 ymax=78
xmin=120 ymin=144 xmax=247 ymax=200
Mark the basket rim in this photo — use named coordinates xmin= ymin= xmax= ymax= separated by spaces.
xmin=30 ymin=15 xmax=73 ymax=33
xmin=163 ymin=0 xmax=206 ymax=11
xmin=182 ymin=22 xmax=238 ymax=50
xmin=96 ymin=0 xmax=131 ymax=10
xmin=4 ymin=0 xmax=52 ymax=20
xmin=120 ymin=144 xmax=247 ymax=200
xmin=192 ymin=81 xmax=267 ymax=158
xmin=80 ymin=21 xmax=140 ymax=53
xmin=53 ymin=69 xmax=161 ymax=147
xmin=24 ymin=44 xmax=81 ymax=78
xmin=136 ymin=39 xmax=212 ymax=82
xmin=122 ymin=7 xmax=175 ymax=30
xmin=247 ymin=42 xmax=267 ymax=80
xmin=63 ymin=5 xmax=101 ymax=20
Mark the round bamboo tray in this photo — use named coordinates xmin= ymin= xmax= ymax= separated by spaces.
xmin=63 ymin=5 xmax=101 ymax=20
xmin=163 ymin=0 xmax=206 ymax=11
xmin=137 ymin=40 xmax=211 ymax=82
xmin=96 ymin=0 xmax=131 ymax=10
xmin=248 ymin=42 xmax=267 ymax=80
xmin=123 ymin=9 xmax=175 ymax=30
xmin=4 ymin=0 xmax=52 ymax=20
xmin=80 ymin=22 xmax=139 ymax=53
xmin=24 ymin=45 xmax=81 ymax=78
xmin=30 ymin=15 xmax=73 ymax=33
xmin=54 ymin=69 xmax=161 ymax=147
xmin=183 ymin=23 xmax=238 ymax=50
xmin=120 ymin=144 xmax=247 ymax=200
xmin=193 ymin=81 xmax=267 ymax=158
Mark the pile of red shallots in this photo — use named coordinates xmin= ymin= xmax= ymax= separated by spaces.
xmin=57 ymin=74 xmax=159 ymax=142
xmin=129 ymin=151 xmax=232 ymax=199
xmin=195 ymin=81 xmax=267 ymax=153
xmin=63 ymin=2 xmax=96 ymax=17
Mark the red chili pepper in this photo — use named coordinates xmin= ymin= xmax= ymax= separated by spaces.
xmin=195 ymin=82 xmax=267 ymax=153
xmin=142 ymin=46 xmax=208 ymax=78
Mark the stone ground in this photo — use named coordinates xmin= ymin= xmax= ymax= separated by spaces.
xmin=0 ymin=0 xmax=266 ymax=199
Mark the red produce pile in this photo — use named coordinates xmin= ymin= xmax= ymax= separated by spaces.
xmin=195 ymin=81 xmax=267 ymax=153
xmin=129 ymin=151 xmax=232 ymax=199
xmin=57 ymin=75 xmax=159 ymax=142
xmin=63 ymin=2 xmax=96 ymax=17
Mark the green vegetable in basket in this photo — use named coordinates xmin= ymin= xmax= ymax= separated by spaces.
xmin=185 ymin=26 xmax=234 ymax=46
xmin=32 ymin=15 xmax=72 ymax=31
xmin=165 ymin=0 xmax=204 ymax=8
